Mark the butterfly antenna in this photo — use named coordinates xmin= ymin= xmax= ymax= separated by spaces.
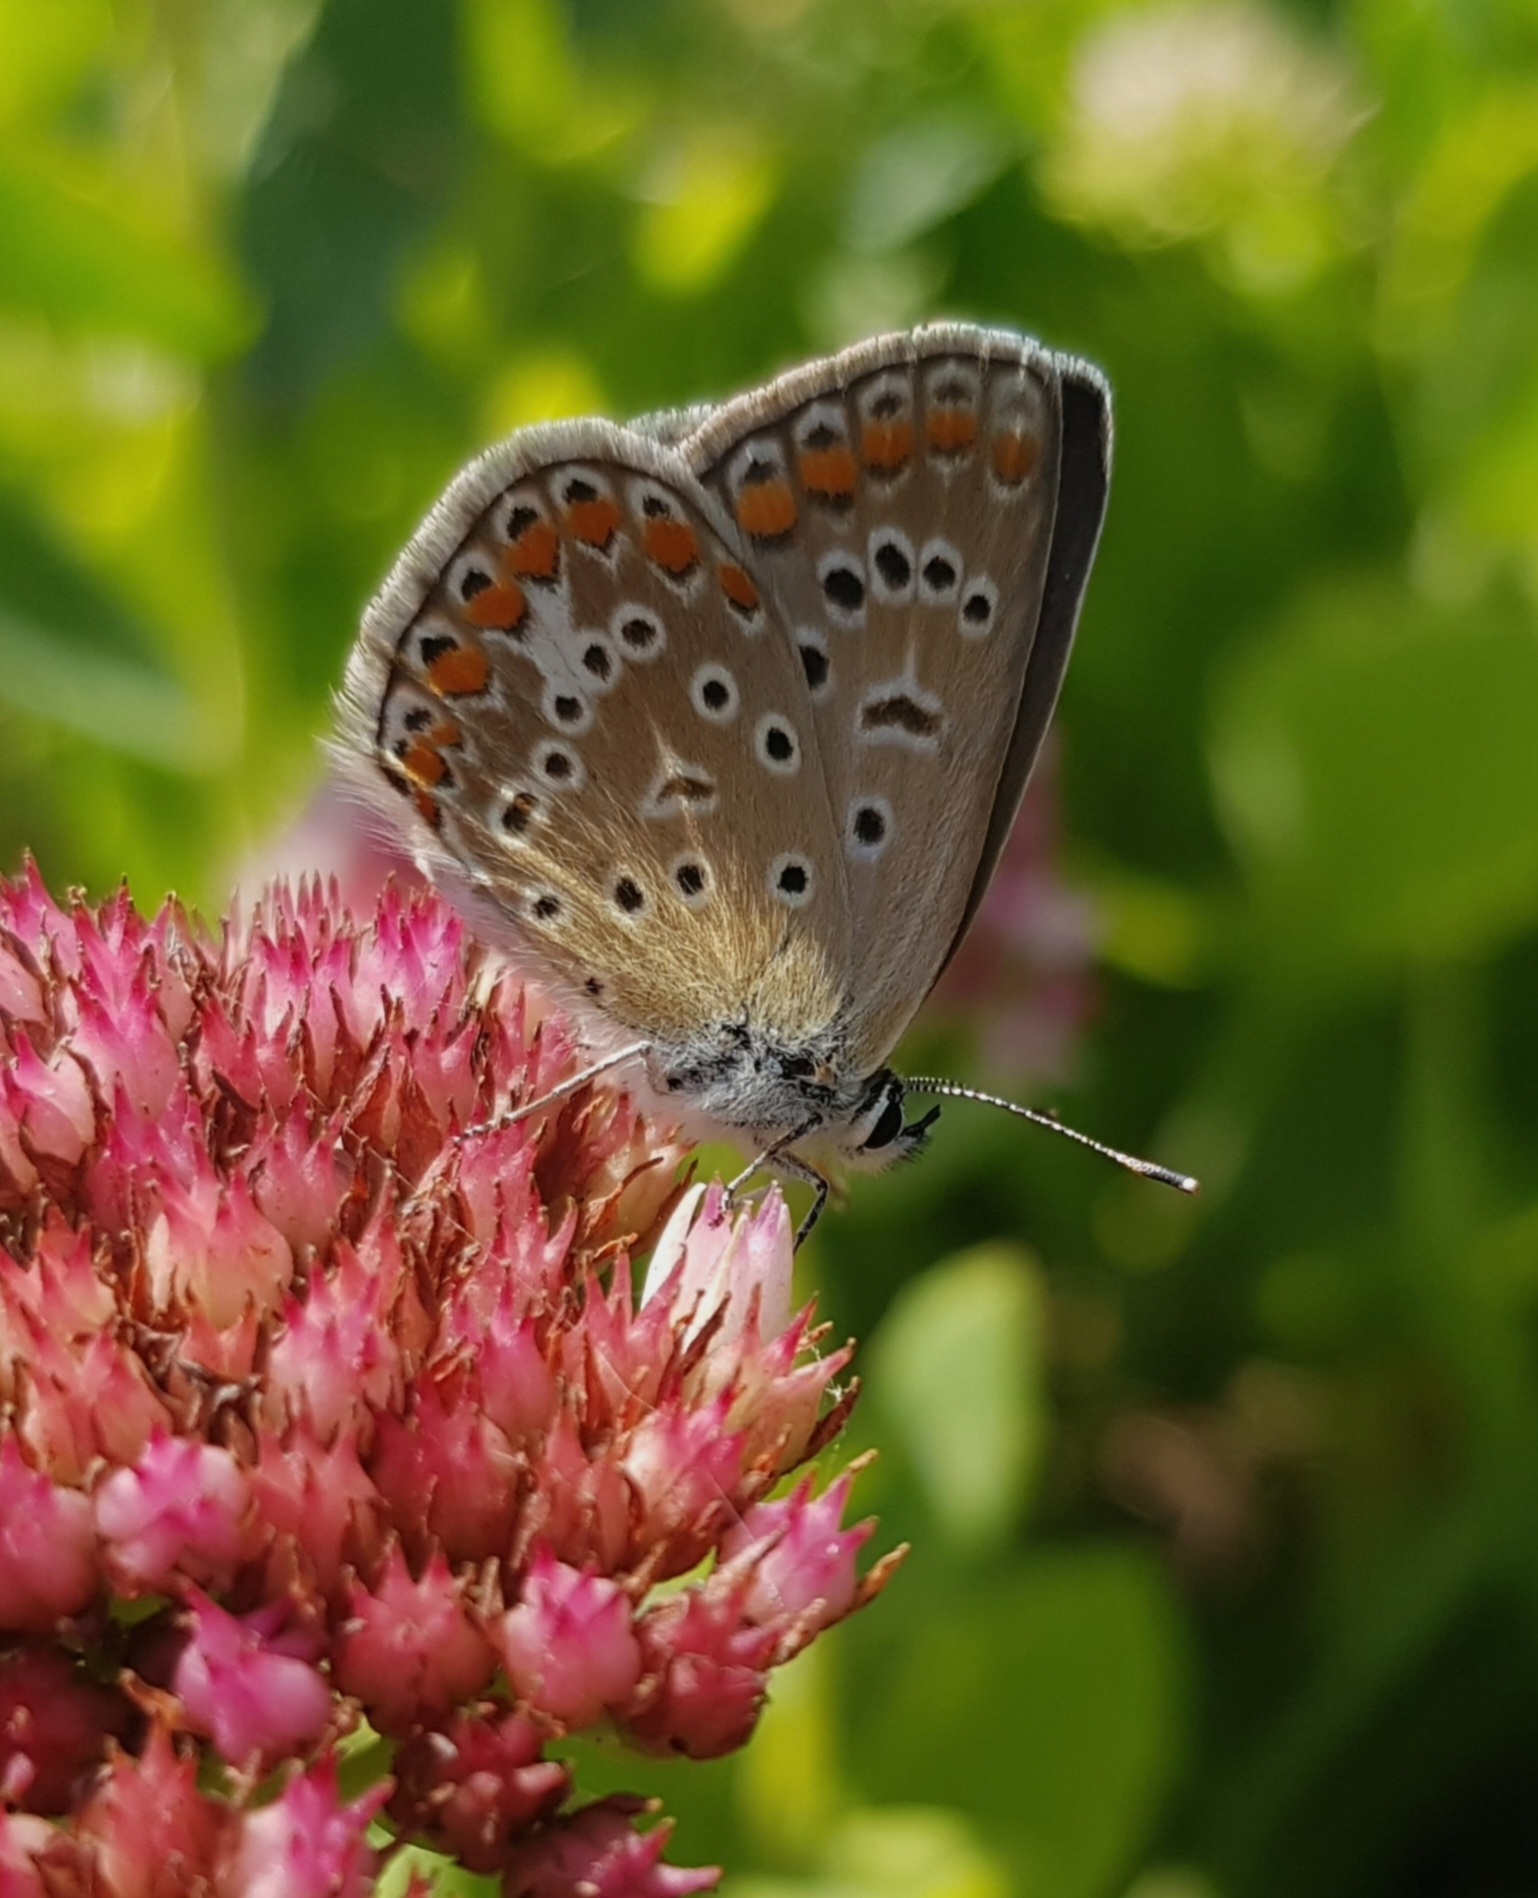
xmin=902 ymin=1077 xmax=1200 ymax=1195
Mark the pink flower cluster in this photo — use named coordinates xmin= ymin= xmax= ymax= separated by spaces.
xmin=0 ymin=867 xmax=896 ymax=1894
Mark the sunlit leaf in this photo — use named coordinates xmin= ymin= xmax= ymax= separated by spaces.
xmin=851 ymin=1549 xmax=1189 ymax=1898
xmin=867 ymin=1244 xmax=1046 ymax=1554
xmin=0 ymin=149 xmax=250 ymax=355
xmin=0 ymin=488 xmax=209 ymax=769
xmin=632 ymin=135 xmax=777 ymax=295
xmin=844 ymin=117 xmax=1012 ymax=255
xmin=729 ymin=1807 xmax=1010 ymax=1898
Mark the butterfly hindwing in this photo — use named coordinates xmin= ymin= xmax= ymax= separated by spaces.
xmin=339 ymin=420 xmax=851 ymax=1045
xmin=684 ymin=324 xmax=1106 ymax=1070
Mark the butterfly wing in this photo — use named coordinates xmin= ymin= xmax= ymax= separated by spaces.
xmin=338 ymin=421 xmax=851 ymax=1049
xmin=683 ymin=323 xmax=1111 ymax=1071
xmin=941 ymin=362 xmax=1111 ymax=962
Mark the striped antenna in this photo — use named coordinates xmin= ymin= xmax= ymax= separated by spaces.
xmin=902 ymin=1077 xmax=1199 ymax=1195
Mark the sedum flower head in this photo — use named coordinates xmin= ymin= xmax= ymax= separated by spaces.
xmin=0 ymin=865 xmax=898 ymax=1893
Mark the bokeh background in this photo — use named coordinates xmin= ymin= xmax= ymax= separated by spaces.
xmin=5 ymin=0 xmax=1538 ymax=1893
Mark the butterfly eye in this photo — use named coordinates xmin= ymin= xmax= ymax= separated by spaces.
xmin=855 ymin=1078 xmax=907 ymax=1153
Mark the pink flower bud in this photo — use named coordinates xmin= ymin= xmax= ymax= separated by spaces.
xmin=720 ymin=1473 xmax=876 ymax=1637
xmin=251 ymin=1423 xmax=386 ymax=1594
xmin=333 ymin=1545 xmax=494 ymax=1734
xmin=0 ymin=1809 xmax=55 ymax=1894
xmin=143 ymin=1168 xmax=293 ymax=1332
xmin=493 ymin=1548 xmax=642 ymax=1729
xmin=0 ymin=1439 xmax=97 ymax=1632
xmin=525 ymin=1412 xmax=632 ymax=1574
xmin=641 ymin=1185 xmax=793 ymax=1349
xmin=75 ymin=1724 xmax=224 ymax=1898
xmin=68 ymin=974 xmax=180 ymax=1120
xmin=620 ymin=1397 xmax=747 ymax=1569
xmin=368 ymin=1374 xmax=520 ymax=1562
xmin=265 ymin=1238 xmax=404 ymax=1439
xmin=0 ymin=1038 xmax=93 ymax=1182
xmin=95 ymin=1435 xmax=254 ymax=1595
xmin=391 ymin=1706 xmax=569 ymax=1872
xmin=623 ymin=1584 xmax=777 ymax=1759
xmin=244 ymin=1111 xmax=351 ymax=1254
xmin=501 ymin=1798 xmax=719 ymax=1898
xmin=172 ymin=1590 xmax=331 ymax=1774
xmin=437 ymin=1287 xmax=557 ymax=1447
xmin=219 ymin=1756 xmax=387 ymax=1898
xmin=0 ymin=1648 xmax=125 ymax=1814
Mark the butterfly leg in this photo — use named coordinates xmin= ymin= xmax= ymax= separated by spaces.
xmin=724 ymin=1118 xmax=824 ymax=1229
xmin=459 ymin=1041 xmax=650 ymax=1141
xmin=774 ymin=1150 xmax=831 ymax=1249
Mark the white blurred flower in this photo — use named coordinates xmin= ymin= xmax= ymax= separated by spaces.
xmin=1046 ymin=2 xmax=1365 ymax=288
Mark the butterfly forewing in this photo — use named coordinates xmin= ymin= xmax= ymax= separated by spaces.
xmin=684 ymin=325 xmax=1085 ymax=1070
xmin=340 ymin=421 xmax=850 ymax=1046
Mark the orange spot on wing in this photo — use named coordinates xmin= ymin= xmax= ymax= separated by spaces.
xmin=643 ymin=517 xmax=700 ymax=574
xmin=402 ymin=742 xmax=448 ymax=788
xmin=861 ymin=419 xmax=913 ymax=471
xmin=428 ymin=719 xmax=462 ymax=749
xmin=798 ymin=445 xmax=858 ymax=498
xmin=566 ymin=497 xmax=622 ymax=548
xmin=427 ymin=646 xmax=490 ymax=697
xmin=735 ymin=479 xmax=797 ymax=539
xmin=413 ymin=788 xmax=441 ymax=829
xmin=507 ymin=519 xmax=560 ymax=580
xmin=464 ymin=580 xmax=528 ymax=632
xmin=718 ymin=563 xmax=760 ymax=612
xmin=992 ymin=430 xmax=1040 ymax=484
xmin=927 ymin=409 xmax=978 ymax=454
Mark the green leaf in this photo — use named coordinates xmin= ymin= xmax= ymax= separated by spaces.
xmin=867 ymin=1242 xmax=1045 ymax=1554
xmin=0 ymin=491 xmax=208 ymax=770
xmin=728 ymin=1807 xmax=1010 ymax=1898
xmin=0 ymin=148 xmax=250 ymax=355
xmin=850 ymin=1548 xmax=1188 ymax=1898
xmin=1210 ymin=576 xmax=1538 ymax=968
xmin=239 ymin=0 xmax=463 ymax=397
xmin=844 ymin=117 xmax=1013 ymax=255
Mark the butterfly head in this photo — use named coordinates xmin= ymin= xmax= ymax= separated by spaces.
xmin=644 ymin=1024 xmax=939 ymax=1174
xmin=833 ymin=1068 xmax=942 ymax=1172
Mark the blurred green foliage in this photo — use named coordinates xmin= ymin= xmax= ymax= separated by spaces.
xmin=5 ymin=0 xmax=1538 ymax=1891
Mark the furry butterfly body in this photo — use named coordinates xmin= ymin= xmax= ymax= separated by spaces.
xmin=339 ymin=323 xmax=1118 ymax=1231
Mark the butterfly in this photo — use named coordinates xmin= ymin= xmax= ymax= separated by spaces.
xmin=337 ymin=323 xmax=1196 ymax=1239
